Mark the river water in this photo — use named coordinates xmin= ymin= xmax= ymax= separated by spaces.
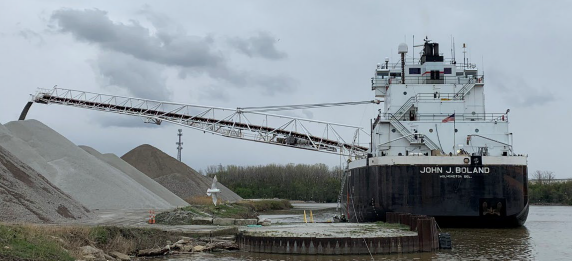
xmin=153 ymin=206 xmax=572 ymax=261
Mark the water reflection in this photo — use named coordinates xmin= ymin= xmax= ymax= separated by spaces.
xmin=432 ymin=227 xmax=532 ymax=260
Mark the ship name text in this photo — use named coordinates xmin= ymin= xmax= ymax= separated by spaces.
xmin=420 ymin=166 xmax=490 ymax=174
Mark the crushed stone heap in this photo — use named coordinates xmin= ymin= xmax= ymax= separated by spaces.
xmin=122 ymin=144 xmax=243 ymax=203
xmin=80 ymin=145 xmax=188 ymax=207
xmin=0 ymin=130 xmax=91 ymax=223
xmin=1 ymin=120 xmax=174 ymax=210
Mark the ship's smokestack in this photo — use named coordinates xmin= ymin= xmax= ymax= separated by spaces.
xmin=398 ymin=43 xmax=408 ymax=84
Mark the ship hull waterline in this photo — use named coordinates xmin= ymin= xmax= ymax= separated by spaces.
xmin=341 ymin=164 xmax=529 ymax=228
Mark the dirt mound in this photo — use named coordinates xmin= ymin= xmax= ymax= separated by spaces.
xmin=122 ymin=144 xmax=242 ymax=202
xmin=79 ymin=145 xmax=188 ymax=207
xmin=1 ymin=120 xmax=174 ymax=210
xmin=0 ymin=143 xmax=91 ymax=223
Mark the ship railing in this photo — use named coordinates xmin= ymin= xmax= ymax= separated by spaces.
xmin=374 ymin=75 xmax=484 ymax=85
xmin=467 ymin=134 xmax=514 ymax=155
xmin=382 ymin=112 xmax=508 ymax=122
xmin=416 ymin=93 xmax=465 ymax=101
xmin=386 ymin=58 xmax=478 ymax=68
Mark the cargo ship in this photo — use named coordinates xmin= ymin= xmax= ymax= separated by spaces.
xmin=341 ymin=39 xmax=528 ymax=227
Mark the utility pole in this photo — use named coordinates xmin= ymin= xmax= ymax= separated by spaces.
xmin=176 ymin=129 xmax=183 ymax=161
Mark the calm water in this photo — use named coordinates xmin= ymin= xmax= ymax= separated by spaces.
xmin=154 ymin=206 xmax=572 ymax=261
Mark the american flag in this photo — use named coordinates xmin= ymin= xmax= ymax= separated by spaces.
xmin=442 ymin=113 xmax=455 ymax=123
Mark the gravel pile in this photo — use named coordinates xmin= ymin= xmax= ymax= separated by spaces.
xmin=80 ymin=145 xmax=188 ymax=207
xmin=122 ymin=144 xmax=243 ymax=202
xmin=1 ymin=120 xmax=174 ymax=210
xmin=0 ymin=125 xmax=91 ymax=223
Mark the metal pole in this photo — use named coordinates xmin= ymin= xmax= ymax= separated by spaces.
xmin=176 ymin=129 xmax=183 ymax=161
xmin=453 ymin=111 xmax=456 ymax=153
xmin=401 ymin=53 xmax=405 ymax=84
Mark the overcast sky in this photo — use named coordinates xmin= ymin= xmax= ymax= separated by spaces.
xmin=1 ymin=1 xmax=570 ymax=177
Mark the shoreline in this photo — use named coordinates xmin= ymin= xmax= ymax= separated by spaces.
xmin=529 ymin=203 xmax=572 ymax=206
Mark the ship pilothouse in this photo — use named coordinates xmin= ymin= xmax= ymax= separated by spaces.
xmin=370 ymin=39 xmax=512 ymax=158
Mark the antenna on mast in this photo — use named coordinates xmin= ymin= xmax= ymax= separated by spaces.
xmin=413 ymin=35 xmax=415 ymax=64
xmin=463 ymin=43 xmax=467 ymax=69
xmin=176 ymin=129 xmax=183 ymax=161
xmin=453 ymin=37 xmax=456 ymax=64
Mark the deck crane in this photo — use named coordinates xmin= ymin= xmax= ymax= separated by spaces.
xmin=22 ymin=87 xmax=378 ymax=159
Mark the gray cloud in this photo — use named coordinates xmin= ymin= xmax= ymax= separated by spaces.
xmin=51 ymin=8 xmax=295 ymax=97
xmin=493 ymin=75 xmax=555 ymax=108
xmin=249 ymin=73 xmax=297 ymax=96
xmin=180 ymin=67 xmax=298 ymax=96
xmin=508 ymin=89 xmax=555 ymax=108
xmin=93 ymin=51 xmax=171 ymax=101
xmin=200 ymin=86 xmax=231 ymax=102
xmin=17 ymin=29 xmax=45 ymax=45
xmin=302 ymin=110 xmax=314 ymax=119
xmin=228 ymin=31 xmax=287 ymax=60
xmin=51 ymin=8 xmax=223 ymax=68
xmin=93 ymin=113 xmax=165 ymax=128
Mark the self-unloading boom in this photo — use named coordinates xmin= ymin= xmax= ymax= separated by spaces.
xmin=26 ymin=88 xmax=370 ymax=158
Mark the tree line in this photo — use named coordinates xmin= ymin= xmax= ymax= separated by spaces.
xmin=204 ymin=163 xmax=343 ymax=202
xmin=529 ymin=170 xmax=572 ymax=205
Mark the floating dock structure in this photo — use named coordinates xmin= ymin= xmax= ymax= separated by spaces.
xmin=237 ymin=213 xmax=439 ymax=255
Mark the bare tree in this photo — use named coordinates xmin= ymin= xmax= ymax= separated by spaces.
xmin=532 ymin=170 xmax=544 ymax=185
xmin=532 ymin=170 xmax=556 ymax=185
xmin=545 ymin=171 xmax=555 ymax=184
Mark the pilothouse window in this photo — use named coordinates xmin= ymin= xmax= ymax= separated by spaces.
xmin=444 ymin=68 xmax=452 ymax=74
xmin=409 ymin=68 xmax=421 ymax=74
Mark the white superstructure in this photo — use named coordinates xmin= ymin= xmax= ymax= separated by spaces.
xmin=371 ymin=39 xmax=512 ymax=158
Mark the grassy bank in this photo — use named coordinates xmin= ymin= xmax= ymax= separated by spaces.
xmin=0 ymin=223 xmax=202 ymax=260
xmin=157 ymin=199 xmax=292 ymax=225
xmin=0 ymin=224 xmax=73 ymax=261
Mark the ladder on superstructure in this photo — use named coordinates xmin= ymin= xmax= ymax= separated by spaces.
xmin=388 ymin=95 xmax=441 ymax=151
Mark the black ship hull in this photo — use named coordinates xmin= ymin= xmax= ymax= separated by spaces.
xmin=341 ymin=164 xmax=528 ymax=227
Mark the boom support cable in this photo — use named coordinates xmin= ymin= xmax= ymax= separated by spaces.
xmin=238 ymin=100 xmax=382 ymax=112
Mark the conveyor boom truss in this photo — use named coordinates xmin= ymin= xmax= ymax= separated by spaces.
xmin=32 ymin=88 xmax=369 ymax=158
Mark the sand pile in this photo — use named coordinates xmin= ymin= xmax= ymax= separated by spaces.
xmin=80 ymin=145 xmax=188 ymax=207
xmin=1 ymin=120 xmax=174 ymax=210
xmin=122 ymin=144 xmax=243 ymax=202
xmin=0 ymin=133 xmax=90 ymax=223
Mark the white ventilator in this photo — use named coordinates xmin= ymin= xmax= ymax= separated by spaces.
xmin=206 ymin=175 xmax=221 ymax=206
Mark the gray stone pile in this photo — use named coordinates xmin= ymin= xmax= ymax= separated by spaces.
xmin=0 ymin=120 xmax=174 ymax=210
xmin=121 ymin=144 xmax=243 ymax=202
xmin=80 ymin=145 xmax=188 ymax=207
xmin=0 ymin=124 xmax=91 ymax=223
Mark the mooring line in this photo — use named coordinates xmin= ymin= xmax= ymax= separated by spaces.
xmin=349 ymin=172 xmax=375 ymax=260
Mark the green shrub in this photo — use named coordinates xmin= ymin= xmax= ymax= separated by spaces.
xmin=89 ymin=226 xmax=111 ymax=245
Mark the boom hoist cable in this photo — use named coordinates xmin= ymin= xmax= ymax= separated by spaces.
xmin=239 ymin=100 xmax=382 ymax=112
